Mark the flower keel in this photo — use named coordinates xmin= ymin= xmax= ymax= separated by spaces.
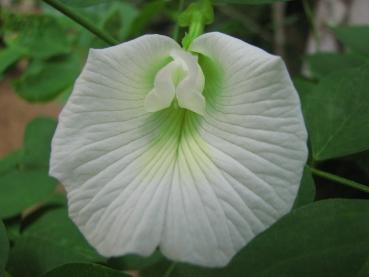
xmin=144 ymin=48 xmax=206 ymax=115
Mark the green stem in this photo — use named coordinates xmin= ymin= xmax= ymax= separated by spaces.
xmin=302 ymin=0 xmax=320 ymax=49
xmin=42 ymin=0 xmax=118 ymax=46
xmin=173 ymin=0 xmax=185 ymax=42
xmin=163 ymin=262 xmax=176 ymax=277
xmin=308 ymin=166 xmax=369 ymax=194
xmin=182 ymin=13 xmax=204 ymax=49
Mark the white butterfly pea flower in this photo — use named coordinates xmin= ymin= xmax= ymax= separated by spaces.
xmin=50 ymin=32 xmax=307 ymax=267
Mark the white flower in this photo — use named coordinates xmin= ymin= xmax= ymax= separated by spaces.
xmin=50 ymin=32 xmax=307 ymax=267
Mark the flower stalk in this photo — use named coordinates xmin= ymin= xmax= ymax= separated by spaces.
xmin=308 ymin=166 xmax=369 ymax=194
xmin=178 ymin=0 xmax=214 ymax=49
xmin=42 ymin=0 xmax=118 ymax=46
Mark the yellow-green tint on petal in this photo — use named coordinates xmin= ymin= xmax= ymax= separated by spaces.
xmin=197 ymin=54 xmax=224 ymax=108
xmin=145 ymin=106 xmax=204 ymax=157
xmin=143 ymin=51 xmax=224 ymax=163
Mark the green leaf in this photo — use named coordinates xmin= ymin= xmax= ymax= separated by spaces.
xmin=7 ymin=208 xmax=104 ymax=277
xmin=305 ymin=63 xmax=369 ymax=160
xmin=43 ymin=263 xmax=131 ymax=277
xmin=4 ymin=14 xmax=70 ymax=59
xmin=212 ymin=0 xmax=289 ymax=4
xmin=108 ymin=250 xmax=164 ymax=271
xmin=355 ymin=152 xmax=369 ymax=179
xmin=178 ymin=0 xmax=214 ymax=27
xmin=143 ymin=199 xmax=369 ymax=277
xmin=0 ymin=220 xmax=9 ymax=272
xmin=0 ymin=169 xmax=57 ymax=219
xmin=4 ymin=217 xmax=21 ymax=242
xmin=99 ymin=1 xmax=139 ymax=41
xmin=358 ymin=258 xmax=369 ymax=277
xmin=294 ymin=77 xmax=316 ymax=95
xmin=0 ymin=117 xmax=59 ymax=219
xmin=66 ymin=1 xmax=138 ymax=45
xmin=334 ymin=25 xmax=369 ymax=56
xmin=13 ymin=55 xmax=81 ymax=102
xmin=43 ymin=193 xmax=67 ymax=207
xmin=0 ymin=47 xmax=24 ymax=78
xmin=306 ymin=53 xmax=364 ymax=79
xmin=22 ymin=117 xmax=57 ymax=169
xmin=0 ymin=150 xmax=23 ymax=176
xmin=128 ymin=0 xmax=166 ymax=38
xmin=58 ymin=0 xmax=114 ymax=7
xmin=293 ymin=166 xmax=315 ymax=209
xmin=293 ymin=77 xmax=317 ymax=141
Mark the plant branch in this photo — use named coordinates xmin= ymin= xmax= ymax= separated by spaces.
xmin=302 ymin=0 xmax=320 ymax=49
xmin=272 ymin=2 xmax=286 ymax=58
xmin=308 ymin=166 xmax=369 ymax=194
xmin=42 ymin=0 xmax=118 ymax=46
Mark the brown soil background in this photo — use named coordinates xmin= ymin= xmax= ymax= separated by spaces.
xmin=0 ymin=78 xmax=61 ymax=157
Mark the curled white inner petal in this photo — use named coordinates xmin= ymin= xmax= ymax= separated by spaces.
xmin=144 ymin=48 xmax=206 ymax=115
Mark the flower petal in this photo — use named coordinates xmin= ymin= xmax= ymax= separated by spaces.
xmin=159 ymin=32 xmax=307 ymax=266
xmin=144 ymin=60 xmax=177 ymax=112
xmin=50 ymin=32 xmax=308 ymax=268
xmin=50 ymin=34 xmax=181 ymax=256
xmin=171 ymin=49 xmax=206 ymax=115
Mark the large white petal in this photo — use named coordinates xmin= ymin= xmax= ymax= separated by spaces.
xmin=159 ymin=32 xmax=307 ymax=266
xmin=50 ymin=32 xmax=308 ymax=268
xmin=50 ymin=34 xmax=181 ymax=257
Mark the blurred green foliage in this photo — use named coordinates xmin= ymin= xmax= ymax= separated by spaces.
xmin=0 ymin=0 xmax=369 ymax=276
xmin=0 ymin=220 xmax=9 ymax=274
xmin=334 ymin=26 xmax=369 ymax=57
xmin=0 ymin=118 xmax=58 ymax=219
xmin=3 ymin=14 xmax=70 ymax=59
xmin=7 ymin=208 xmax=105 ymax=277
xmin=43 ymin=263 xmax=131 ymax=277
